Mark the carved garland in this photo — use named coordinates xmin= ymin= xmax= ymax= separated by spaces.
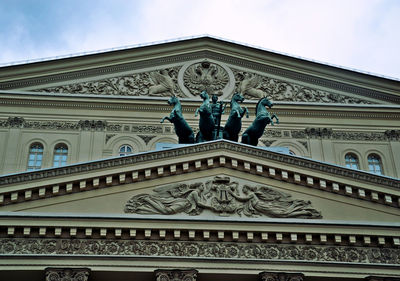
xmin=1 ymin=238 xmax=399 ymax=265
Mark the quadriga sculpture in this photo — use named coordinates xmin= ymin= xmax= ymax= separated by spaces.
xmin=242 ymin=96 xmax=279 ymax=146
xmin=160 ymin=95 xmax=195 ymax=144
xmin=223 ymin=93 xmax=249 ymax=142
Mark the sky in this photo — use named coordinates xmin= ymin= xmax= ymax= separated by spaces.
xmin=0 ymin=0 xmax=399 ymax=80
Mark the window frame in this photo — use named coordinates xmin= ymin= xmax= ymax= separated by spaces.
xmin=27 ymin=142 xmax=44 ymax=171
xmin=118 ymin=144 xmax=133 ymax=156
xmin=367 ymin=153 xmax=383 ymax=175
xmin=344 ymin=153 xmax=360 ymax=170
xmin=53 ymin=143 xmax=68 ymax=167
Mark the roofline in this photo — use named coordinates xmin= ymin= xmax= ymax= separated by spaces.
xmin=0 ymin=34 xmax=399 ymax=83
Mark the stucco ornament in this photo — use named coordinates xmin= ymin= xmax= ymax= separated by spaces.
xmin=155 ymin=269 xmax=198 ymax=281
xmin=45 ymin=268 xmax=90 ymax=281
xmin=124 ymin=176 xmax=322 ymax=218
xmin=183 ymin=61 xmax=229 ymax=94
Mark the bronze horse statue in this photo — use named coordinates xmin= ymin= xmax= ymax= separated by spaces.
xmin=161 ymin=96 xmax=195 ymax=144
xmin=241 ymin=96 xmax=279 ymax=146
xmin=195 ymin=91 xmax=215 ymax=142
xmin=223 ymin=93 xmax=249 ymax=142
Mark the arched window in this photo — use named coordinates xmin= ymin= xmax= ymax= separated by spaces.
xmin=345 ymin=153 xmax=359 ymax=169
xmin=368 ymin=154 xmax=383 ymax=175
xmin=53 ymin=144 xmax=68 ymax=167
xmin=119 ymin=145 xmax=133 ymax=156
xmin=27 ymin=143 xmax=44 ymax=171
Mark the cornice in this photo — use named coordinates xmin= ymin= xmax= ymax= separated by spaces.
xmin=0 ymin=49 xmax=399 ymax=104
xmin=1 ymin=92 xmax=399 ymax=120
xmin=0 ymin=140 xmax=399 ymax=212
xmin=0 ymin=140 xmax=398 ymax=188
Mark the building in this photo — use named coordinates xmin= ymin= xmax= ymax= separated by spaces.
xmin=0 ymin=36 xmax=399 ymax=280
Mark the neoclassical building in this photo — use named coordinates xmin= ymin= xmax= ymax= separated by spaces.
xmin=0 ymin=36 xmax=399 ymax=281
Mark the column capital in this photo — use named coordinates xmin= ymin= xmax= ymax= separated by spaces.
xmin=45 ymin=268 xmax=90 ymax=281
xmin=155 ymin=269 xmax=198 ymax=281
xmin=259 ymin=272 xmax=304 ymax=281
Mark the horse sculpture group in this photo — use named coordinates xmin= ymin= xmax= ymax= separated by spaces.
xmin=161 ymin=91 xmax=279 ymax=146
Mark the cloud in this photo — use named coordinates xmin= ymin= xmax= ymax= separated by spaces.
xmin=0 ymin=0 xmax=399 ymax=79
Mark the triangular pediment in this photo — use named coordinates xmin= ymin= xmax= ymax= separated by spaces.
xmin=1 ymin=140 xmax=399 ymax=223
xmin=1 ymin=36 xmax=399 ymax=105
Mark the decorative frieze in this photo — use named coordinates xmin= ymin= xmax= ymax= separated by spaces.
xmin=233 ymin=69 xmax=373 ymax=104
xmin=1 ymin=238 xmax=399 ymax=265
xmin=155 ymin=269 xmax=198 ymax=281
xmin=263 ymin=128 xmax=399 ymax=141
xmin=132 ymin=125 xmax=163 ymax=134
xmin=45 ymin=268 xmax=90 ymax=281
xmin=35 ymin=66 xmax=184 ymax=97
xmin=259 ymin=272 xmax=304 ymax=281
xmin=124 ymin=176 xmax=322 ymax=218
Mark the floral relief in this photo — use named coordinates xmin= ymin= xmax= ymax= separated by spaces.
xmin=1 ymin=238 xmax=399 ymax=265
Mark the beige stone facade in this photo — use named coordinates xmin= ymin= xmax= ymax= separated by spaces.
xmin=0 ymin=36 xmax=399 ymax=280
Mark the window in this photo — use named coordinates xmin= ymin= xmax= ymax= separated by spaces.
xmin=345 ymin=153 xmax=359 ymax=169
xmin=53 ymin=144 xmax=68 ymax=167
xmin=27 ymin=143 xmax=44 ymax=171
xmin=119 ymin=145 xmax=133 ymax=156
xmin=368 ymin=154 xmax=383 ymax=175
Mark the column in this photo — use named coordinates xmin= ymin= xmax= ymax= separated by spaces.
xmin=155 ymin=269 xmax=198 ymax=281
xmin=259 ymin=272 xmax=304 ymax=281
xmin=45 ymin=268 xmax=90 ymax=281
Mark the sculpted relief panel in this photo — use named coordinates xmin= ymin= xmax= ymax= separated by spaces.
xmin=34 ymin=60 xmax=374 ymax=104
xmin=124 ymin=176 xmax=322 ymax=218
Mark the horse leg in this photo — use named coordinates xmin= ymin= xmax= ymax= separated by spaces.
xmin=160 ymin=116 xmax=172 ymax=123
xmin=241 ymin=133 xmax=250 ymax=144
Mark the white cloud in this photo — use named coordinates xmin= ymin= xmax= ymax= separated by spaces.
xmin=0 ymin=0 xmax=399 ymax=79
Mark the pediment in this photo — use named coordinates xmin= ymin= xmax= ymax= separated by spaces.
xmin=1 ymin=37 xmax=399 ymax=105
xmin=1 ymin=140 xmax=399 ymax=223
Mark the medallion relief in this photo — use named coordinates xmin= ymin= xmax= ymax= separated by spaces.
xmin=179 ymin=60 xmax=234 ymax=98
xmin=124 ymin=176 xmax=322 ymax=218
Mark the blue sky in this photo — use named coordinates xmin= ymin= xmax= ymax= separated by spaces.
xmin=1 ymin=0 xmax=399 ymax=79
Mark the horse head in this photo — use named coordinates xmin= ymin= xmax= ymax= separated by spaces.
xmin=200 ymin=91 xmax=209 ymax=101
xmin=167 ymin=95 xmax=178 ymax=106
xmin=255 ymin=97 xmax=273 ymax=116
xmin=232 ymin=92 xmax=245 ymax=103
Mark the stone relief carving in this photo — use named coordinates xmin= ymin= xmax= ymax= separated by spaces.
xmin=45 ymin=268 xmax=90 ymax=281
xmin=132 ymin=125 xmax=163 ymax=134
xmin=124 ymin=176 xmax=322 ymax=218
xmin=149 ymin=70 xmax=178 ymax=96
xmin=261 ymin=128 xmax=399 ymax=142
xmin=1 ymin=238 xmax=399 ymax=265
xmin=35 ymin=67 xmax=184 ymax=97
xmin=31 ymin=59 xmax=380 ymax=104
xmin=78 ymin=120 xmax=106 ymax=131
xmin=155 ymin=269 xmax=198 ymax=281
xmin=138 ymin=135 xmax=156 ymax=144
xmin=182 ymin=61 xmax=229 ymax=96
xmin=259 ymin=272 xmax=304 ymax=281
xmin=305 ymin=127 xmax=333 ymax=139
xmin=233 ymin=69 xmax=374 ymax=104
